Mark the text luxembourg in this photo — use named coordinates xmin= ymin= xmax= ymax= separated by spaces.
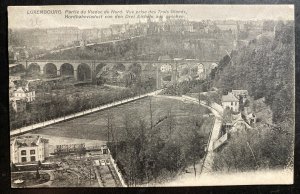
xmin=27 ymin=10 xmax=62 ymax=14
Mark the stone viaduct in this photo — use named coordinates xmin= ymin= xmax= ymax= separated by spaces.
xmin=15 ymin=59 xmax=218 ymax=89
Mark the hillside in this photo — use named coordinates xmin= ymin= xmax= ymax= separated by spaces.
xmin=210 ymin=21 xmax=294 ymax=172
xmin=38 ymin=32 xmax=235 ymax=61
xmin=211 ymin=21 xmax=294 ymax=126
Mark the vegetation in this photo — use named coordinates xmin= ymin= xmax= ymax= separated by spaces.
xmin=9 ymin=79 xmax=155 ymax=130
xmin=108 ymin=103 xmax=212 ymax=185
xmin=11 ymin=171 xmax=50 ymax=187
xmin=213 ymin=126 xmax=293 ymax=172
xmin=211 ymin=21 xmax=294 ymax=171
xmin=161 ymin=80 xmax=207 ymax=96
xmin=212 ymin=21 xmax=294 ymax=125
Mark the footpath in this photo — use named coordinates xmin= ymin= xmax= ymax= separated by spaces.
xmin=157 ymin=95 xmax=223 ymax=174
xmin=10 ymin=90 xmax=162 ymax=137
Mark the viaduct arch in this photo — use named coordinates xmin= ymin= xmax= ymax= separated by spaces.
xmin=15 ymin=60 xmax=218 ymax=89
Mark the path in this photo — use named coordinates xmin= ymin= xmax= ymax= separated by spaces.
xmin=12 ymin=170 xmax=55 ymax=188
xmin=94 ymin=166 xmax=104 ymax=187
xmin=157 ymin=95 xmax=223 ymax=175
xmin=10 ymin=89 xmax=162 ymax=136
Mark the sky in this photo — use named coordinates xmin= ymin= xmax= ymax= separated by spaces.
xmin=8 ymin=5 xmax=294 ymax=29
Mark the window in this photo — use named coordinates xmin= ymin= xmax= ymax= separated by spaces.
xmin=30 ymin=156 xmax=36 ymax=161
xmin=231 ymin=102 xmax=233 ymax=106
xmin=21 ymin=150 xmax=26 ymax=155
xmin=102 ymin=149 xmax=108 ymax=154
xmin=30 ymin=150 xmax=35 ymax=155
xmin=21 ymin=157 xmax=27 ymax=162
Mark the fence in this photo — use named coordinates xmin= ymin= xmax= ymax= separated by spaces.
xmin=109 ymin=154 xmax=127 ymax=187
xmin=213 ymin=132 xmax=228 ymax=151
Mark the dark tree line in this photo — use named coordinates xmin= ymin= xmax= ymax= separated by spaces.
xmin=9 ymin=80 xmax=156 ymax=130
xmin=107 ymin=98 xmax=208 ymax=185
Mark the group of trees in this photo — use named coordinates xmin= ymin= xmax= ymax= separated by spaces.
xmin=210 ymin=21 xmax=294 ymax=171
xmin=96 ymin=62 xmax=156 ymax=93
xmin=107 ymin=98 xmax=210 ymax=186
xmin=162 ymin=80 xmax=206 ymax=96
xmin=212 ymin=21 xmax=294 ymax=125
xmin=9 ymin=80 xmax=155 ymax=130
xmin=213 ymin=125 xmax=293 ymax=172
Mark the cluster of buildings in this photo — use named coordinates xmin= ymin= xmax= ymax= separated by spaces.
xmin=213 ymin=89 xmax=257 ymax=151
xmin=8 ymin=19 xmax=271 ymax=61
xmin=9 ymin=76 xmax=36 ymax=113
xmin=221 ymin=90 xmax=249 ymax=112
xmin=221 ymin=89 xmax=257 ymax=129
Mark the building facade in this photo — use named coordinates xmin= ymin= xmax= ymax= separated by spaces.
xmin=14 ymin=87 xmax=35 ymax=102
xmin=10 ymin=136 xmax=49 ymax=164
xmin=10 ymin=98 xmax=26 ymax=113
xmin=222 ymin=92 xmax=239 ymax=112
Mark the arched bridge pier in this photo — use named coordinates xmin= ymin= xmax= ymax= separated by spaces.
xmin=15 ymin=59 xmax=218 ymax=89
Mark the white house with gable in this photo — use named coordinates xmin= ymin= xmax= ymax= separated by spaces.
xmin=10 ymin=135 xmax=49 ymax=164
xmin=222 ymin=92 xmax=239 ymax=112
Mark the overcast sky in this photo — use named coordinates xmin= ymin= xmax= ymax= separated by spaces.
xmin=8 ymin=5 xmax=294 ymax=29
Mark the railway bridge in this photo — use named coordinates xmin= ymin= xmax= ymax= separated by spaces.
xmin=12 ymin=59 xmax=218 ymax=89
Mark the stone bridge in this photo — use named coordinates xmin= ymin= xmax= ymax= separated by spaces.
xmin=14 ymin=59 xmax=218 ymax=89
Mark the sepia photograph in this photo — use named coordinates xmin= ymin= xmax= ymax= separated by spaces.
xmin=7 ymin=4 xmax=295 ymax=187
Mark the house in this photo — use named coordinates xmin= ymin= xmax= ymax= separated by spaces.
xmin=222 ymin=92 xmax=239 ymax=112
xmin=160 ymin=64 xmax=172 ymax=72
xmin=10 ymin=135 xmax=49 ymax=164
xmin=10 ymin=97 xmax=26 ymax=113
xmin=232 ymin=90 xmax=249 ymax=103
xmin=101 ymin=145 xmax=109 ymax=155
xmin=14 ymin=87 xmax=35 ymax=102
xmin=9 ymin=75 xmax=21 ymax=82
xmin=229 ymin=113 xmax=252 ymax=132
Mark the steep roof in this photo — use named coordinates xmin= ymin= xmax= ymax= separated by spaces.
xmin=158 ymin=55 xmax=171 ymax=61
xmin=13 ymin=135 xmax=48 ymax=148
xmin=232 ymin=90 xmax=248 ymax=95
xmin=222 ymin=92 xmax=239 ymax=102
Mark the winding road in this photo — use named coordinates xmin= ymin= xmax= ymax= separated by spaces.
xmin=157 ymin=95 xmax=223 ymax=174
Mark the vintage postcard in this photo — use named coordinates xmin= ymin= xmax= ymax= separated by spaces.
xmin=8 ymin=5 xmax=294 ymax=187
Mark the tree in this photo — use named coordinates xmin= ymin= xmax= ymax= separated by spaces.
xmin=106 ymin=111 xmax=114 ymax=142
xmin=96 ymin=75 xmax=106 ymax=85
xmin=36 ymin=167 xmax=40 ymax=179
xmin=149 ymin=97 xmax=153 ymax=129
xmin=166 ymin=105 xmax=176 ymax=137
xmin=187 ymin=131 xmax=205 ymax=177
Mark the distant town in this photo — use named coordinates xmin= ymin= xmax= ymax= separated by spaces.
xmin=9 ymin=18 xmax=272 ymax=61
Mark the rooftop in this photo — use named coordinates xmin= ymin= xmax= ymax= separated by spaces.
xmin=232 ymin=89 xmax=248 ymax=93
xmin=12 ymin=135 xmax=49 ymax=148
xmin=158 ymin=55 xmax=172 ymax=61
xmin=222 ymin=92 xmax=239 ymax=102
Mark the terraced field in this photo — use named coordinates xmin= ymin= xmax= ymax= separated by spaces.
xmin=31 ymin=96 xmax=212 ymax=142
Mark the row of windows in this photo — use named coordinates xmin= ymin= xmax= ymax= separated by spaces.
xmin=21 ymin=156 xmax=35 ymax=162
xmin=230 ymin=102 xmax=238 ymax=106
xmin=21 ymin=150 xmax=35 ymax=155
